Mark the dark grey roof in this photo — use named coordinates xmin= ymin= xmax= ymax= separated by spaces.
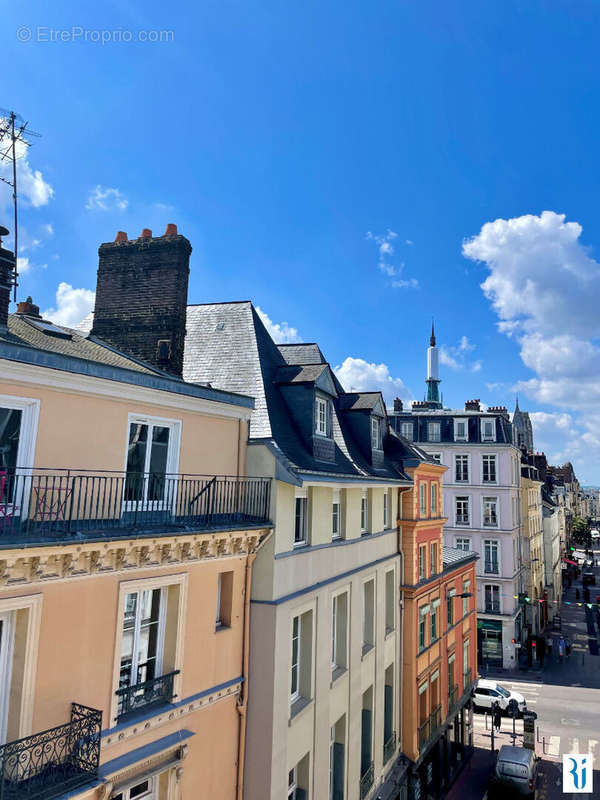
xmin=277 ymin=343 xmax=326 ymax=365
xmin=339 ymin=392 xmax=383 ymax=411
xmin=274 ymin=364 xmax=330 ymax=385
xmin=182 ymin=302 xmax=416 ymax=483
xmin=443 ymin=545 xmax=478 ymax=568
xmin=5 ymin=314 xmax=159 ymax=374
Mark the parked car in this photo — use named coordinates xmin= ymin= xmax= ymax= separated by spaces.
xmin=473 ymin=679 xmax=527 ymax=715
xmin=582 ymin=570 xmax=596 ymax=585
xmin=490 ymin=746 xmax=538 ymax=798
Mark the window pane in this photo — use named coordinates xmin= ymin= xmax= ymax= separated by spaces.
xmin=129 ymin=781 xmax=150 ymax=799
xmin=147 ymin=426 xmax=170 ymax=501
xmin=125 ymin=424 xmax=148 ymax=500
xmin=0 ymin=408 xmax=22 ymax=473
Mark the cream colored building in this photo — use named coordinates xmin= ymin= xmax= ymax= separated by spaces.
xmin=182 ymin=304 xmax=412 ymax=800
xmin=520 ymin=468 xmax=545 ymax=635
xmin=0 ymin=301 xmax=271 ymax=800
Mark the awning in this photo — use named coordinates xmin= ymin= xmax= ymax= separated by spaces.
xmin=563 ymin=558 xmax=578 ymax=565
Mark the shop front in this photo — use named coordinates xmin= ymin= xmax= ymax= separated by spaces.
xmin=477 ymin=618 xmax=503 ymax=668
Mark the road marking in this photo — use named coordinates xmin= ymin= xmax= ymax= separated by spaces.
xmin=548 ymin=736 xmax=560 ymax=756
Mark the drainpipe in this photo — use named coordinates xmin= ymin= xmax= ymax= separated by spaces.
xmin=236 ymin=529 xmax=273 ymax=800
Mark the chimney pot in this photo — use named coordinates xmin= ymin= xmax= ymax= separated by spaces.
xmin=115 ymin=231 xmax=128 ymax=243
xmin=393 ymin=397 xmax=403 ymax=412
xmin=164 ymin=223 xmax=178 ymax=237
xmin=140 ymin=228 xmax=152 ymax=239
xmin=16 ymin=297 xmax=41 ymax=318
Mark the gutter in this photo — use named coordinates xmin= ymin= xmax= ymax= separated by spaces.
xmin=236 ymin=527 xmax=274 ymax=800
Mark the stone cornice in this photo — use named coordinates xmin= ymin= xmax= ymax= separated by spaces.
xmin=0 ymin=529 xmax=268 ymax=588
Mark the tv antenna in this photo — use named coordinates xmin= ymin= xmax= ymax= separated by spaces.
xmin=0 ymin=109 xmax=42 ymax=300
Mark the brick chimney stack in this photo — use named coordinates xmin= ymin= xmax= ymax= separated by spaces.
xmin=0 ymin=226 xmax=16 ymax=333
xmin=16 ymin=296 xmax=41 ymax=318
xmin=91 ymin=224 xmax=192 ymax=376
xmin=465 ymin=399 xmax=481 ymax=411
xmin=393 ymin=397 xmax=403 ymax=412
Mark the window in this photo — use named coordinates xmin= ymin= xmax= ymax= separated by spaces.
xmin=362 ymin=580 xmax=375 ymax=654
xmin=430 ymin=541 xmax=438 ymax=574
xmin=332 ymin=490 xmax=341 ymax=539
xmin=448 ymin=654 xmax=455 ymax=692
xmin=385 ymin=570 xmax=395 ymax=634
xmin=482 ymin=454 xmax=497 ymax=483
xmin=462 ymin=580 xmax=470 ymax=616
xmin=120 ymin=588 xmax=166 ymax=692
xmin=483 ymin=496 xmax=498 ymax=527
xmin=431 ymin=482 xmax=437 ymax=515
xmin=330 ymin=719 xmax=345 ymax=800
xmin=418 ymin=544 xmax=427 ymax=580
xmin=447 ymin=588 xmax=456 ymax=626
xmin=361 ymin=491 xmax=368 ymax=532
xmin=430 ymin=600 xmax=439 ymax=641
xmin=481 ymin=418 xmax=496 ymax=442
xmin=400 ymin=422 xmax=413 ymax=441
xmin=124 ymin=417 xmax=179 ymax=504
xmin=331 ymin=593 xmax=348 ymax=672
xmin=316 ymin=397 xmax=328 ymax=436
xmin=455 ymin=537 xmax=471 ymax=551
xmin=288 ymin=767 xmax=298 ymax=800
xmin=463 ymin=638 xmax=470 ymax=684
xmin=290 ymin=611 xmax=313 ymax=706
xmin=485 ymin=585 xmax=500 ymax=613
xmin=112 ymin=777 xmax=156 ymax=800
xmin=288 ymin=755 xmax=309 ymax=800
xmin=419 ymin=483 xmax=427 ymax=516
xmin=454 ymin=418 xmax=468 ymax=442
xmin=430 ymin=453 xmax=442 ymax=464
xmin=455 ymin=455 xmax=469 ymax=482
xmin=0 ymin=397 xmax=39 ymax=506
xmin=455 ymin=496 xmax=470 ymax=526
xmin=484 ymin=540 xmax=499 ymax=574
xmin=216 ymin=571 xmax=233 ymax=628
xmin=383 ymin=491 xmax=389 ymax=528
xmin=428 ymin=422 xmax=441 ymax=442
xmin=418 ymin=605 xmax=429 ymax=651
xmin=371 ymin=416 xmax=382 ymax=449
xmin=294 ymin=494 xmax=307 ymax=545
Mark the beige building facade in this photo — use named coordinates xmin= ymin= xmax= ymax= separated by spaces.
xmin=520 ymin=470 xmax=545 ymax=635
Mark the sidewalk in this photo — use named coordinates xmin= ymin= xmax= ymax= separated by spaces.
xmin=444 ymin=747 xmax=496 ymax=800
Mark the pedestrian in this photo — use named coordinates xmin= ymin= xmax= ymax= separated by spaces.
xmin=565 ymin=637 xmax=571 ymax=658
xmin=493 ymin=701 xmax=502 ymax=733
xmin=546 ymin=636 xmax=553 ymax=659
xmin=558 ymin=636 xmax=565 ymax=662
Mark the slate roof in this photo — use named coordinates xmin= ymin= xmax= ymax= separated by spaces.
xmin=339 ymin=392 xmax=382 ymax=411
xmin=4 ymin=314 xmax=159 ymax=374
xmin=277 ymin=343 xmax=326 ymax=365
xmin=443 ymin=545 xmax=478 ymax=569
xmin=182 ymin=301 xmax=416 ymax=483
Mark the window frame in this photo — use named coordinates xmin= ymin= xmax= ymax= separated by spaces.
xmin=294 ymin=492 xmax=308 ymax=546
xmin=371 ymin=416 xmax=383 ymax=450
xmin=383 ymin=491 xmax=389 ymax=529
xmin=331 ymin=489 xmax=341 ymax=539
xmin=0 ymin=394 xmax=41 ymax=515
xmin=400 ymin=421 xmax=414 ymax=441
xmin=430 ymin=541 xmax=438 ymax=574
xmin=483 ymin=539 xmax=500 ymax=575
xmin=360 ymin=491 xmax=368 ymax=533
xmin=482 ymin=454 xmax=497 ymax=484
xmin=418 ymin=544 xmax=427 ymax=580
xmin=316 ymin=396 xmax=328 ymax=436
xmin=418 ymin=604 xmax=429 ymax=652
xmin=291 ymin=615 xmax=301 ymax=703
xmin=481 ymin=418 xmax=496 ymax=442
xmin=430 ymin=482 xmax=437 ymax=515
xmin=482 ymin=496 xmax=499 ymax=528
xmin=427 ymin=421 xmax=441 ymax=442
xmin=484 ymin=584 xmax=501 ymax=614
xmin=123 ymin=413 xmax=182 ymax=510
xmin=455 ymin=495 xmax=470 ymax=526
xmin=455 ymin=536 xmax=471 ymax=551
xmin=419 ymin=483 xmax=427 ymax=516
xmin=119 ymin=586 xmax=168 ymax=693
xmin=453 ymin=418 xmax=468 ymax=442
xmin=462 ymin=579 xmax=471 ymax=616
xmin=447 ymin=587 xmax=456 ymax=626
xmin=454 ymin=454 xmax=470 ymax=483
xmin=110 ymin=573 xmax=187 ymax=725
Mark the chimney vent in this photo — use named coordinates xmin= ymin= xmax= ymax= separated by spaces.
xmin=393 ymin=397 xmax=403 ymax=412
xmin=115 ymin=231 xmax=128 ymax=243
xmin=164 ymin=223 xmax=178 ymax=237
xmin=16 ymin=296 xmax=41 ymax=318
xmin=465 ymin=399 xmax=481 ymax=411
xmin=140 ymin=228 xmax=152 ymax=239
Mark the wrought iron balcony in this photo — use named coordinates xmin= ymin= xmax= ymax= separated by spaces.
xmin=383 ymin=732 xmax=396 ymax=764
xmin=116 ymin=670 xmax=179 ymax=721
xmin=0 ymin=703 xmax=101 ymax=800
xmin=430 ymin=704 xmax=442 ymax=734
xmin=418 ymin=705 xmax=442 ymax=752
xmin=0 ymin=469 xmax=271 ymax=542
xmin=359 ymin=762 xmax=374 ymax=799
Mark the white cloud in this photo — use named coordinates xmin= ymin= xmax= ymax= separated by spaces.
xmin=464 ymin=210 xmax=600 ymax=481
xmin=256 ymin=306 xmax=301 ymax=344
xmin=439 ymin=336 xmax=481 ymax=371
xmin=0 ymin=120 xmax=54 ymax=210
xmin=367 ymin=229 xmax=418 ymax=288
xmin=17 ymin=256 xmax=31 ymax=273
xmin=334 ymin=356 xmax=411 ymax=404
xmin=405 ymin=239 xmax=414 ymax=245
xmin=42 ymin=283 xmax=96 ymax=328
xmin=85 ymin=185 xmax=129 ymax=212
xmin=391 ymin=277 xmax=419 ymax=289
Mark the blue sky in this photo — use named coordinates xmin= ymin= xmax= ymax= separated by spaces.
xmin=3 ymin=0 xmax=600 ymax=482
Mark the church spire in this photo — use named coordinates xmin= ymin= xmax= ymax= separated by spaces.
xmin=430 ymin=319 xmax=436 ymax=347
xmin=426 ymin=321 xmax=442 ymax=408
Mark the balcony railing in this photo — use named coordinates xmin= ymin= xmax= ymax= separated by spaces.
xmin=418 ymin=704 xmax=442 ymax=752
xmin=359 ymin=762 xmax=374 ymax=799
xmin=0 ymin=703 xmax=101 ymax=800
xmin=448 ymin=685 xmax=458 ymax=715
xmin=430 ymin=704 xmax=442 ymax=734
xmin=383 ymin=732 xmax=396 ymax=764
xmin=418 ymin=717 xmax=430 ymax=749
xmin=0 ymin=470 xmax=271 ymax=541
xmin=116 ymin=670 xmax=179 ymax=721
xmin=484 ymin=561 xmax=499 ymax=574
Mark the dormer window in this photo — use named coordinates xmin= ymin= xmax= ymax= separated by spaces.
xmin=371 ymin=416 xmax=383 ymax=450
xmin=481 ymin=418 xmax=496 ymax=442
xmin=428 ymin=422 xmax=441 ymax=442
xmin=315 ymin=396 xmax=328 ymax=436
xmin=454 ymin=418 xmax=468 ymax=442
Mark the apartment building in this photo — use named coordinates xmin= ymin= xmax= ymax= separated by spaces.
xmin=181 ymin=303 xmax=413 ymax=800
xmin=389 ymin=331 xmax=523 ymax=670
xmin=520 ymin=462 xmax=545 ymax=638
xmin=0 ymin=232 xmax=272 ymax=800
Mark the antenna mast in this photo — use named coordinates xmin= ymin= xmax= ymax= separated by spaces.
xmin=0 ymin=109 xmax=41 ymax=300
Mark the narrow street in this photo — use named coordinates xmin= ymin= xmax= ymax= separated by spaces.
xmin=448 ymin=544 xmax=600 ymax=799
